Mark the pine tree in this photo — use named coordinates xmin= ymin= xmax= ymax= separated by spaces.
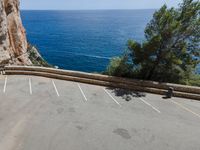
xmin=124 ymin=0 xmax=200 ymax=83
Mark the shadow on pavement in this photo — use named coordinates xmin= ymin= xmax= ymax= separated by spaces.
xmin=106 ymin=87 xmax=146 ymax=102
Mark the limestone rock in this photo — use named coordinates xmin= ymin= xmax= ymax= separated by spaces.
xmin=0 ymin=0 xmax=32 ymax=65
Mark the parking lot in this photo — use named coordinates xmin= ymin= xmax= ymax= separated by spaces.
xmin=0 ymin=75 xmax=200 ymax=150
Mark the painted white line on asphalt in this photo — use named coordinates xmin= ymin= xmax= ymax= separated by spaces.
xmin=52 ymin=80 xmax=60 ymax=97
xmin=3 ymin=76 xmax=7 ymax=93
xmin=29 ymin=78 xmax=32 ymax=95
xmin=171 ymin=100 xmax=200 ymax=119
xmin=139 ymin=97 xmax=161 ymax=113
xmin=103 ymin=88 xmax=121 ymax=107
xmin=77 ymin=83 xmax=87 ymax=101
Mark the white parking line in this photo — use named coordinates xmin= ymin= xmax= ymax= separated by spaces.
xmin=139 ymin=97 xmax=161 ymax=113
xmin=3 ymin=76 xmax=7 ymax=93
xmin=29 ymin=78 xmax=32 ymax=95
xmin=103 ymin=88 xmax=121 ymax=107
xmin=77 ymin=83 xmax=88 ymax=101
xmin=52 ymin=80 xmax=60 ymax=97
xmin=171 ymin=100 xmax=200 ymax=119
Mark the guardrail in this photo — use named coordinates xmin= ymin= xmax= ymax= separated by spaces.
xmin=4 ymin=65 xmax=200 ymax=100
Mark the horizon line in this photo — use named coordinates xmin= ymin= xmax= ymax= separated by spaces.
xmin=21 ymin=8 xmax=158 ymax=11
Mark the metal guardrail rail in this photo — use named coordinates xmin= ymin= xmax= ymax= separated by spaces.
xmin=3 ymin=65 xmax=200 ymax=100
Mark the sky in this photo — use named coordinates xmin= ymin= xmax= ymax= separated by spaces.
xmin=21 ymin=0 xmax=183 ymax=10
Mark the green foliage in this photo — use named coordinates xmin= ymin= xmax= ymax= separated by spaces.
xmin=107 ymin=0 xmax=200 ymax=86
xmin=183 ymin=74 xmax=200 ymax=86
xmin=106 ymin=56 xmax=132 ymax=77
xmin=27 ymin=44 xmax=52 ymax=67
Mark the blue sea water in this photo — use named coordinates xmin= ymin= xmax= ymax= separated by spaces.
xmin=21 ymin=10 xmax=200 ymax=73
xmin=21 ymin=10 xmax=154 ymax=72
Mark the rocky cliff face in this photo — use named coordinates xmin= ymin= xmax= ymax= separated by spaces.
xmin=0 ymin=0 xmax=31 ymax=65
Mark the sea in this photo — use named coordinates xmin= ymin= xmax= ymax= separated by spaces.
xmin=21 ymin=10 xmax=200 ymax=73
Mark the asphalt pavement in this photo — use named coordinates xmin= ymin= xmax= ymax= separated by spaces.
xmin=0 ymin=75 xmax=200 ymax=150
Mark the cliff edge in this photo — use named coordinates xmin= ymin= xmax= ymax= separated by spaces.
xmin=0 ymin=0 xmax=47 ymax=66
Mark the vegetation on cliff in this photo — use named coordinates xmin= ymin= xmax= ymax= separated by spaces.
xmin=106 ymin=0 xmax=200 ymax=86
xmin=0 ymin=0 xmax=50 ymax=67
xmin=27 ymin=44 xmax=52 ymax=67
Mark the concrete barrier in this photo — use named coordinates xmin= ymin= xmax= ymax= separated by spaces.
xmin=4 ymin=65 xmax=200 ymax=100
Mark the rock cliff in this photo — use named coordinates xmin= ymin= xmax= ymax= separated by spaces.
xmin=0 ymin=0 xmax=31 ymax=65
